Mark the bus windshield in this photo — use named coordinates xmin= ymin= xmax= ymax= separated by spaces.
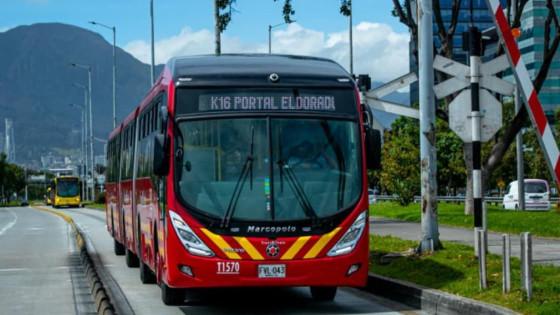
xmin=176 ymin=117 xmax=361 ymax=222
xmin=57 ymin=179 xmax=79 ymax=197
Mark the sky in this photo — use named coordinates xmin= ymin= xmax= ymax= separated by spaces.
xmin=2 ymin=0 xmax=411 ymax=81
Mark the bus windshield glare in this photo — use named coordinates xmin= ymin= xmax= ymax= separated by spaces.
xmin=175 ymin=89 xmax=361 ymax=222
xmin=57 ymin=179 xmax=79 ymax=197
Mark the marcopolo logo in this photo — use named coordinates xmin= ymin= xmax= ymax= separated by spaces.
xmin=246 ymin=225 xmax=297 ymax=233
xmin=266 ymin=242 xmax=280 ymax=257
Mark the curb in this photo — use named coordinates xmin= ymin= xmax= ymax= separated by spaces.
xmin=365 ymin=273 xmax=519 ymax=315
xmin=32 ymin=206 xmax=116 ymax=315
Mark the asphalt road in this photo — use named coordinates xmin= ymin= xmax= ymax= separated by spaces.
xmin=52 ymin=206 xmax=422 ymax=315
xmin=0 ymin=207 xmax=96 ymax=315
xmin=371 ymin=216 xmax=560 ymax=265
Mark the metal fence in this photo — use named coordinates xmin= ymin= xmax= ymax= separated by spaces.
xmin=375 ymin=195 xmax=560 ymax=206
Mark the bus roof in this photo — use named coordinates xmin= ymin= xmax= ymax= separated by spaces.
xmin=168 ymin=54 xmax=353 ymax=85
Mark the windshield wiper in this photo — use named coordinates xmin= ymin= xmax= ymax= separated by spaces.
xmin=276 ymin=160 xmax=318 ymax=221
xmin=320 ymin=121 xmax=346 ymax=209
xmin=221 ymin=126 xmax=255 ymax=228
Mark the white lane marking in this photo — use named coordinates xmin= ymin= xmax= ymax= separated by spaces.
xmin=27 ymin=227 xmax=45 ymax=231
xmin=0 ymin=268 xmax=28 ymax=272
xmin=0 ymin=209 xmax=17 ymax=236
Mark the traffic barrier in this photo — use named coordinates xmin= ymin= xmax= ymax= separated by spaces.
xmin=365 ymin=273 xmax=518 ymax=315
xmin=31 ymin=206 xmax=116 ymax=315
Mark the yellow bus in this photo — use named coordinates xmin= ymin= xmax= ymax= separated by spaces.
xmin=49 ymin=176 xmax=81 ymax=208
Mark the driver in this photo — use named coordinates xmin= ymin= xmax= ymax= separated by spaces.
xmin=288 ymin=140 xmax=333 ymax=169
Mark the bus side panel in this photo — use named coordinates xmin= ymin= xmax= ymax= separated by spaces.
xmin=137 ymin=176 xmax=156 ymax=268
xmin=105 ymin=181 xmax=118 ymax=236
xmin=120 ymin=179 xmax=135 ymax=251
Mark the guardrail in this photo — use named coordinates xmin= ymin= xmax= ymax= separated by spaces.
xmin=375 ymin=195 xmax=560 ymax=205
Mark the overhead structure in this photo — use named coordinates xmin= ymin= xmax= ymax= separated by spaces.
xmin=485 ymin=0 xmax=560 ymax=190
xmin=364 ymin=72 xmax=419 ymax=120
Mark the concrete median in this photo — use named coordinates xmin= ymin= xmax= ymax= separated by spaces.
xmin=32 ymin=206 xmax=116 ymax=315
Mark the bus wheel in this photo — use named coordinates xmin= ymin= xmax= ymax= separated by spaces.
xmin=140 ymin=258 xmax=156 ymax=284
xmin=138 ymin=223 xmax=156 ymax=284
xmin=161 ymin=283 xmax=185 ymax=306
xmin=310 ymin=286 xmax=337 ymax=301
xmin=114 ymin=239 xmax=125 ymax=256
xmin=125 ymin=248 xmax=139 ymax=268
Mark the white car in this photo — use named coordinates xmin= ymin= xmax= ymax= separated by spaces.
xmin=368 ymin=189 xmax=376 ymax=205
xmin=503 ymin=179 xmax=550 ymax=211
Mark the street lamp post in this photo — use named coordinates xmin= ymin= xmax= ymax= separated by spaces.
xmin=89 ymin=21 xmax=117 ymax=129
xmin=268 ymin=22 xmax=292 ymax=54
xmin=72 ymin=83 xmax=89 ymax=201
xmin=69 ymin=103 xmax=86 ymax=201
xmin=150 ymin=0 xmax=155 ymax=85
xmin=348 ymin=1 xmax=353 ymax=75
xmin=70 ymin=63 xmax=95 ymax=201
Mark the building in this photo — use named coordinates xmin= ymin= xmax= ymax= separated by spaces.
xmin=410 ymin=0 xmax=505 ymax=104
xmin=516 ymin=0 xmax=560 ymax=118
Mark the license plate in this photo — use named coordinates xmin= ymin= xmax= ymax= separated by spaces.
xmin=258 ymin=264 xmax=286 ymax=278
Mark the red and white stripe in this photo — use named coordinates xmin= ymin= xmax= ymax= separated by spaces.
xmin=486 ymin=0 xmax=560 ymax=188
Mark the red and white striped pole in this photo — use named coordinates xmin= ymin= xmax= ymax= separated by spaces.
xmin=485 ymin=0 xmax=560 ymax=190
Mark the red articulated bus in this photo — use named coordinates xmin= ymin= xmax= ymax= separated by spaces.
xmin=105 ymin=54 xmax=381 ymax=305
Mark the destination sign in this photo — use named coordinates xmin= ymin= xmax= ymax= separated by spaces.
xmin=175 ymin=88 xmax=358 ymax=116
xmin=199 ymin=95 xmax=336 ymax=112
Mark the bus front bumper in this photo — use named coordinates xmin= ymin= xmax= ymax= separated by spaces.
xmin=164 ymin=240 xmax=369 ymax=289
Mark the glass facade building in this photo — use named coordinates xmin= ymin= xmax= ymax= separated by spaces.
xmin=410 ymin=0 xmax=505 ymax=105
xmin=515 ymin=0 xmax=560 ymax=117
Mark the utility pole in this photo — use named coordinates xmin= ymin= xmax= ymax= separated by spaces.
xmin=512 ymin=0 xmax=525 ymax=211
xmin=89 ymin=21 xmax=117 ymax=129
xmin=467 ymin=27 xmax=484 ymax=234
xmin=150 ymin=0 xmax=155 ymax=85
xmin=268 ymin=25 xmax=272 ymax=54
xmin=73 ymin=83 xmax=89 ymax=201
xmin=268 ymin=22 xmax=291 ymax=54
xmin=348 ymin=0 xmax=353 ymax=75
xmin=417 ymin=0 xmax=440 ymax=252
xmin=214 ymin=0 xmax=221 ymax=55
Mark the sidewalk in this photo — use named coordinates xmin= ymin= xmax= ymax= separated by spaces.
xmin=370 ymin=216 xmax=560 ymax=266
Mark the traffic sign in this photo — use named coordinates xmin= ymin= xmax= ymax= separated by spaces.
xmin=433 ymin=55 xmax=514 ymax=99
xmin=449 ymin=89 xmax=502 ymax=142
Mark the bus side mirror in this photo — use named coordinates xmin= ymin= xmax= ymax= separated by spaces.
xmin=153 ymin=134 xmax=169 ymax=176
xmin=365 ymin=128 xmax=381 ymax=170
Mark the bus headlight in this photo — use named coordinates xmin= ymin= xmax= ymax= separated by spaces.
xmin=327 ymin=211 xmax=366 ymax=257
xmin=169 ymin=210 xmax=214 ymax=257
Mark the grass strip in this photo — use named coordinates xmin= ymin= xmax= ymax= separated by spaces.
xmin=370 ymin=235 xmax=560 ymax=314
xmin=370 ymin=201 xmax=560 ymax=238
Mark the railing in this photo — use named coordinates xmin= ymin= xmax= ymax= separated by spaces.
xmin=374 ymin=195 xmax=560 ymax=205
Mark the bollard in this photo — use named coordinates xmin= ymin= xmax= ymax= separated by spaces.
xmin=477 ymin=228 xmax=487 ymax=289
xmin=520 ymin=232 xmax=532 ymax=301
xmin=502 ymin=234 xmax=511 ymax=293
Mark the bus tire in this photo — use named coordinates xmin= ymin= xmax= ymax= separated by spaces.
xmin=114 ymin=239 xmax=125 ymax=256
xmin=139 ymin=259 xmax=156 ymax=284
xmin=161 ymin=283 xmax=185 ymax=306
xmin=138 ymin=220 xmax=156 ymax=284
xmin=125 ymin=249 xmax=139 ymax=268
xmin=310 ymin=286 xmax=337 ymax=301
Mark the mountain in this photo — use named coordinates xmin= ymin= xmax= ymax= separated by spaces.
xmin=0 ymin=23 xmax=162 ymax=166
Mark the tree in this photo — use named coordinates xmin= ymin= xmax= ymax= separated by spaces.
xmin=380 ymin=115 xmax=466 ymax=204
xmin=393 ymin=0 xmax=560 ymax=214
xmin=274 ymin=0 xmax=296 ymax=23
xmin=214 ymin=0 xmax=235 ymax=55
xmin=379 ymin=117 xmax=421 ymax=205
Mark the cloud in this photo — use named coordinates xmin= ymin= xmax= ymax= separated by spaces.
xmin=124 ymin=22 xmax=410 ymax=82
